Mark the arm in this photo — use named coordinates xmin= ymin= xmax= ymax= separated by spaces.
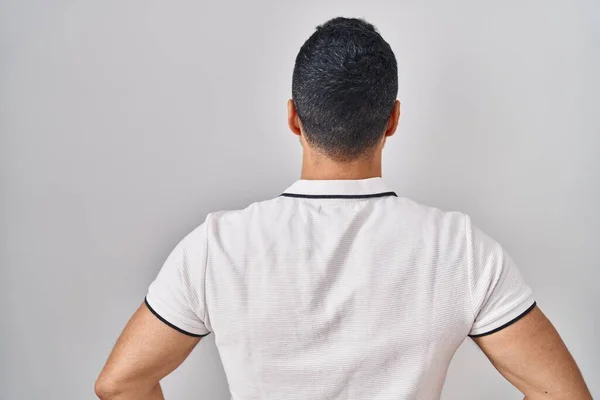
xmin=95 ymin=302 xmax=201 ymax=400
xmin=95 ymin=220 xmax=212 ymax=398
xmin=472 ymin=304 xmax=592 ymax=400
xmin=464 ymin=214 xmax=592 ymax=399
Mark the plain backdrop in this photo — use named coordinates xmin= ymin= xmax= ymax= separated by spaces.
xmin=1 ymin=1 xmax=598 ymax=399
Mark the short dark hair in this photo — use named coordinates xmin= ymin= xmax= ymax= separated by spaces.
xmin=292 ymin=17 xmax=398 ymax=162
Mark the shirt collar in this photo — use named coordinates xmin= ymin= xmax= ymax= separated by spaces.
xmin=280 ymin=177 xmax=397 ymax=199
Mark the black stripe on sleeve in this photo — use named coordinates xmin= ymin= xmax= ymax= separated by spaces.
xmin=144 ymin=297 xmax=210 ymax=338
xmin=469 ymin=301 xmax=537 ymax=338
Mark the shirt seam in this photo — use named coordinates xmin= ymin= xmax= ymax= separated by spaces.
xmin=471 ymin=291 xmax=534 ymax=333
xmin=203 ymin=212 xmax=211 ymax=328
xmin=464 ymin=213 xmax=477 ymax=323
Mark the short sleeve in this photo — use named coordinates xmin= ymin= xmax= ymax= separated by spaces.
xmin=145 ymin=219 xmax=211 ymax=337
xmin=465 ymin=214 xmax=536 ymax=337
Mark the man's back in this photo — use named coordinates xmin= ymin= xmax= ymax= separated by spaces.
xmin=95 ymin=17 xmax=592 ymax=400
xmin=146 ymin=178 xmax=534 ymax=399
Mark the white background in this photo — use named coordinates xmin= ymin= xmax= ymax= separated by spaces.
xmin=1 ymin=1 xmax=598 ymax=399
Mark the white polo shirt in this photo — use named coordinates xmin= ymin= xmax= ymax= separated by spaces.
xmin=145 ymin=177 xmax=535 ymax=400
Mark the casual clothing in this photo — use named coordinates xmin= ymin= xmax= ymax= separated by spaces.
xmin=146 ymin=177 xmax=535 ymax=400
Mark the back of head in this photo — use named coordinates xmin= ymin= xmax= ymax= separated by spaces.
xmin=292 ymin=17 xmax=398 ymax=163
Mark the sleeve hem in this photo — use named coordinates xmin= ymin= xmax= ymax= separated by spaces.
xmin=144 ymin=297 xmax=210 ymax=338
xmin=469 ymin=300 xmax=537 ymax=338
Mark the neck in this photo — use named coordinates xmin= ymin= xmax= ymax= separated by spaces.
xmin=300 ymin=148 xmax=383 ymax=180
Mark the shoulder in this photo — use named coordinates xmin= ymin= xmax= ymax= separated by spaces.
xmin=205 ymin=196 xmax=288 ymax=227
xmin=393 ymin=196 xmax=467 ymax=230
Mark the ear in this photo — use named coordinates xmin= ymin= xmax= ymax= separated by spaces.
xmin=287 ymin=99 xmax=302 ymax=136
xmin=384 ymin=100 xmax=401 ymax=137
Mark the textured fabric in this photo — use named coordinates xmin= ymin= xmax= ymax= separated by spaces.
xmin=145 ymin=177 xmax=534 ymax=400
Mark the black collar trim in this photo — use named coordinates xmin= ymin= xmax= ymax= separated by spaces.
xmin=279 ymin=191 xmax=398 ymax=199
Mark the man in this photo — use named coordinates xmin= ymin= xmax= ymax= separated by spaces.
xmin=95 ymin=17 xmax=592 ymax=400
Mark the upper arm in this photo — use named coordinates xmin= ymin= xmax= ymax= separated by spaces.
xmin=97 ymin=218 xmax=212 ymax=394
xmin=97 ymin=302 xmax=202 ymax=393
xmin=464 ymin=215 xmax=591 ymax=399
xmin=472 ymin=304 xmax=592 ymax=399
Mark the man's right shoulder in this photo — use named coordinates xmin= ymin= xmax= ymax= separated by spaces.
xmin=394 ymin=196 xmax=467 ymax=226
